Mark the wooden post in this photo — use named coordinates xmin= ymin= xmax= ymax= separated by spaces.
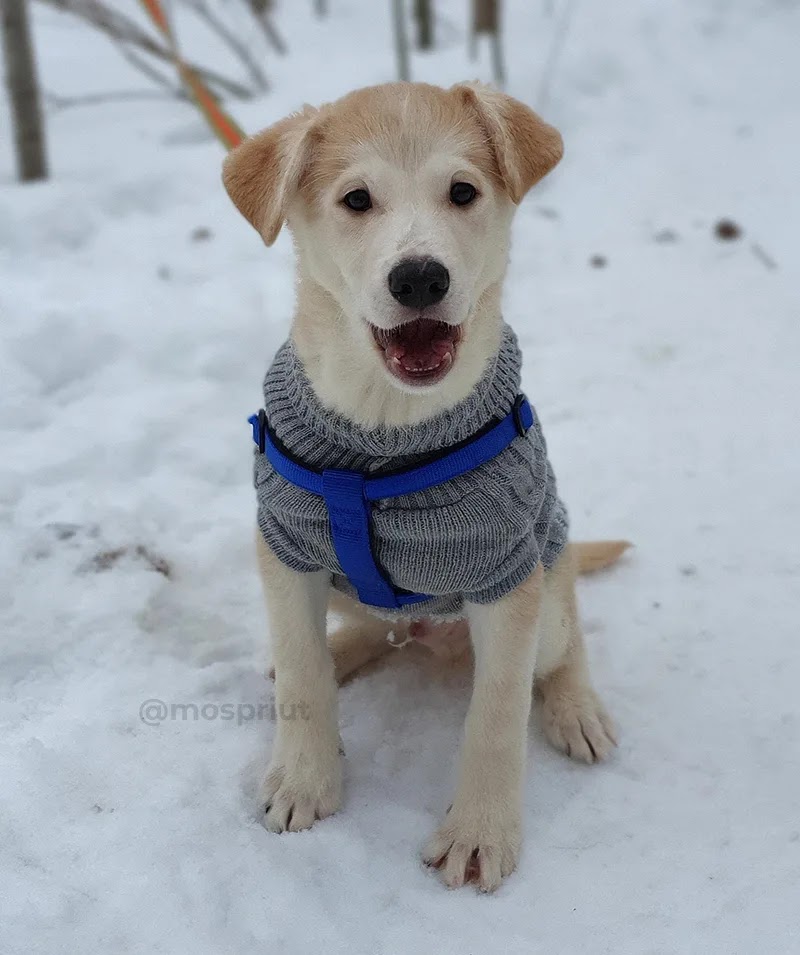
xmin=2 ymin=0 xmax=48 ymax=181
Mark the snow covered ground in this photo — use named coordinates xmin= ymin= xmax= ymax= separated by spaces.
xmin=2 ymin=0 xmax=799 ymax=951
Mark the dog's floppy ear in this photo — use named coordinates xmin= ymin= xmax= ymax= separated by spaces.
xmin=222 ymin=106 xmax=318 ymax=246
xmin=454 ymin=83 xmax=563 ymax=203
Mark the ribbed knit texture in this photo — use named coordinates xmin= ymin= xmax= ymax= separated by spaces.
xmin=255 ymin=323 xmax=569 ymax=619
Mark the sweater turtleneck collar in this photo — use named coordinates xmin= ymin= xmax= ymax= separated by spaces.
xmin=262 ymin=323 xmax=522 ymax=468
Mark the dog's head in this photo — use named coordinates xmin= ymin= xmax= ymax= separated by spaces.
xmin=223 ymin=82 xmax=562 ymax=391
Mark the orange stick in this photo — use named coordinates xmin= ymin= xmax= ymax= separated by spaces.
xmin=139 ymin=0 xmax=245 ymax=150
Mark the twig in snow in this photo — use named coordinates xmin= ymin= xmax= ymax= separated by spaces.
xmin=751 ymin=242 xmax=778 ymax=271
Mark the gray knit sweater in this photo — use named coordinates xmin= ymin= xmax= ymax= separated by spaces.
xmin=255 ymin=324 xmax=569 ymax=619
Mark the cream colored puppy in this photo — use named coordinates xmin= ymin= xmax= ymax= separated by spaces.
xmin=224 ymin=82 xmax=626 ymax=892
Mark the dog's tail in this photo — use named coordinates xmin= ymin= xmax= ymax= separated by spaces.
xmin=574 ymin=540 xmax=632 ymax=575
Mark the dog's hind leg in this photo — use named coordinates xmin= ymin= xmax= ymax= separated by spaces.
xmin=327 ymin=592 xmax=397 ymax=684
xmin=534 ymin=544 xmax=617 ymax=763
xmin=267 ymin=591 xmax=397 ymax=685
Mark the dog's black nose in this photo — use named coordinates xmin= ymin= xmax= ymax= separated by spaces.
xmin=388 ymin=258 xmax=450 ymax=308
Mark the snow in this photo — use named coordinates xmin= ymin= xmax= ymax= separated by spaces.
xmin=2 ymin=0 xmax=799 ymax=951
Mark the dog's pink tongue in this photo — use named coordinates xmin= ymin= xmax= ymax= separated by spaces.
xmin=385 ymin=323 xmax=454 ymax=372
xmin=386 ymin=339 xmax=452 ymax=371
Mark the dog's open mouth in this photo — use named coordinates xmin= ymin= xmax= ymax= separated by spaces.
xmin=371 ymin=319 xmax=462 ymax=386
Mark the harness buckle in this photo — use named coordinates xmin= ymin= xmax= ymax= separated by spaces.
xmin=512 ymin=394 xmax=531 ymax=437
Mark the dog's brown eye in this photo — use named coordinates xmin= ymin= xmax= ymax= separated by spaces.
xmin=450 ymin=182 xmax=477 ymax=206
xmin=343 ymin=189 xmax=372 ymax=212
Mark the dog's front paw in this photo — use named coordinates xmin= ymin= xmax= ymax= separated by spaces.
xmin=262 ymin=748 xmax=342 ymax=832
xmin=422 ymin=802 xmax=522 ymax=892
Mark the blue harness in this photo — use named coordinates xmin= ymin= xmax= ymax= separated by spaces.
xmin=249 ymin=394 xmax=534 ymax=610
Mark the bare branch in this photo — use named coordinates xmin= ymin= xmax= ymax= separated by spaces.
xmin=44 ymin=88 xmax=183 ymax=110
xmin=250 ymin=8 xmax=287 ymax=55
xmin=114 ymin=38 xmax=186 ymax=99
xmin=34 ymin=0 xmax=253 ymax=99
xmin=472 ymin=0 xmax=498 ymax=33
xmin=180 ymin=0 xmax=269 ymax=91
xmin=392 ymin=0 xmax=410 ymax=81
xmin=489 ymin=28 xmax=505 ymax=86
xmin=471 ymin=0 xmax=505 ymax=86
xmin=413 ymin=0 xmax=433 ymax=50
xmin=537 ymin=0 xmax=576 ymax=111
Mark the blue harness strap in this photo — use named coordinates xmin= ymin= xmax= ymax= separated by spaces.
xmin=249 ymin=395 xmax=534 ymax=610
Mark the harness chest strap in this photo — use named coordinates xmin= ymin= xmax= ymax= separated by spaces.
xmin=249 ymin=395 xmax=534 ymax=610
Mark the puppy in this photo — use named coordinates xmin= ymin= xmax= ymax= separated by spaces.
xmin=223 ymin=82 xmax=628 ymax=892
